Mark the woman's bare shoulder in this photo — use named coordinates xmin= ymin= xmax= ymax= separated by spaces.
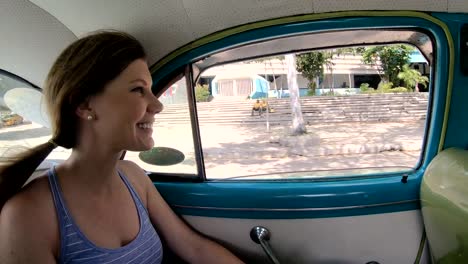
xmin=117 ymin=160 xmax=149 ymax=183
xmin=0 ymin=174 xmax=59 ymax=260
xmin=117 ymin=160 xmax=152 ymax=205
xmin=1 ymin=174 xmax=58 ymax=234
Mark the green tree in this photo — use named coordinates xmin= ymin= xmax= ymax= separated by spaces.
xmin=397 ymin=65 xmax=429 ymax=92
xmin=195 ymin=84 xmax=211 ymax=102
xmin=295 ymin=51 xmax=332 ymax=95
xmin=334 ymin=47 xmax=365 ymax=56
xmin=362 ymin=45 xmax=413 ymax=86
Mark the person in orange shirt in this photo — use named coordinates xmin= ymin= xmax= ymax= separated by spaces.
xmin=251 ymin=99 xmax=263 ymax=116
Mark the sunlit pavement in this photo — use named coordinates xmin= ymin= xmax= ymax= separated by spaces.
xmin=0 ymin=120 xmax=425 ymax=180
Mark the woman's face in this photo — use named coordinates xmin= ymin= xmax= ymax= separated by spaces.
xmin=87 ymin=59 xmax=163 ymax=152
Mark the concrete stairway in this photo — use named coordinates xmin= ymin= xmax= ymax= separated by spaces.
xmin=155 ymin=93 xmax=429 ymax=126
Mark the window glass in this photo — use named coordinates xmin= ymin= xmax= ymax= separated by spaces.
xmin=0 ymin=72 xmax=71 ymax=166
xmin=0 ymin=72 xmax=197 ymax=176
xmin=195 ymin=44 xmax=430 ymax=180
xmin=125 ymin=76 xmax=198 ymax=175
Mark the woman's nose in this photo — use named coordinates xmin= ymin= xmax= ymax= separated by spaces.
xmin=147 ymin=94 xmax=164 ymax=114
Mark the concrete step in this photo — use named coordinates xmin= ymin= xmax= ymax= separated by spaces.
xmin=155 ymin=116 xmax=426 ymax=126
xmin=156 ymin=93 xmax=429 ymax=125
xmin=191 ymin=99 xmax=429 ymax=109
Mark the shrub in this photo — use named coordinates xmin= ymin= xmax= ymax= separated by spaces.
xmin=360 ymin=83 xmax=370 ymax=92
xmin=321 ymin=91 xmax=336 ymax=96
xmin=377 ymin=82 xmax=393 ymax=92
xmin=360 ymin=83 xmax=378 ymax=94
xmin=388 ymin=87 xmax=408 ymax=93
xmin=195 ymin=84 xmax=211 ymax=102
xmin=306 ymin=81 xmax=317 ymax=96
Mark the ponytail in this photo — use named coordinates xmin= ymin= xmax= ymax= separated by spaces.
xmin=0 ymin=31 xmax=147 ymax=211
xmin=0 ymin=140 xmax=57 ymax=210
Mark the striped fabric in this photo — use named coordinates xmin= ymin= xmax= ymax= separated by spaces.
xmin=48 ymin=167 xmax=163 ymax=264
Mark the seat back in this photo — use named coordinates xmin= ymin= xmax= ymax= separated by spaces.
xmin=421 ymin=148 xmax=468 ymax=263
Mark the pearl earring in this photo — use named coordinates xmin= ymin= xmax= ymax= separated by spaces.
xmin=87 ymin=115 xmax=93 ymax=120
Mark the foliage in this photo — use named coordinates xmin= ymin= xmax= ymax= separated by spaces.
xmin=397 ymin=64 xmax=429 ymax=92
xmin=362 ymin=44 xmax=413 ymax=85
xmin=295 ymin=51 xmax=332 ymax=95
xmin=334 ymin=47 xmax=366 ymax=56
xmin=195 ymin=84 xmax=211 ymax=102
xmin=321 ymin=91 xmax=337 ymax=96
xmin=360 ymin=83 xmax=370 ymax=92
xmin=360 ymin=82 xmax=408 ymax=94
xmin=306 ymin=81 xmax=317 ymax=96
xmin=377 ymin=82 xmax=394 ymax=91
xmin=388 ymin=87 xmax=409 ymax=93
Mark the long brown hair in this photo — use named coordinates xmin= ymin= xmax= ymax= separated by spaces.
xmin=0 ymin=31 xmax=146 ymax=209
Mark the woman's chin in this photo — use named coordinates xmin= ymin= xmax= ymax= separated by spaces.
xmin=128 ymin=139 xmax=154 ymax=152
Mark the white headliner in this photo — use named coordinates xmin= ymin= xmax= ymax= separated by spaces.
xmin=1 ymin=0 xmax=466 ymax=87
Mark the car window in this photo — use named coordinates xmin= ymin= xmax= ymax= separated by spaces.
xmin=0 ymin=72 xmax=35 ymax=160
xmin=0 ymin=72 xmax=199 ymax=177
xmin=125 ymin=76 xmax=198 ymax=175
xmin=0 ymin=71 xmax=72 ymax=168
xmin=195 ymin=43 xmax=431 ymax=180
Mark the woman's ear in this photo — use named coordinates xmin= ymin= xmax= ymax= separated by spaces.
xmin=75 ymin=99 xmax=94 ymax=120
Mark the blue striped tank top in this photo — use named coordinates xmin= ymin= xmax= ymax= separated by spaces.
xmin=47 ymin=167 xmax=163 ymax=263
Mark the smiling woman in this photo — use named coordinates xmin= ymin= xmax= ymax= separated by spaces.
xmin=0 ymin=31 xmax=244 ymax=264
xmin=3 ymin=1 xmax=468 ymax=263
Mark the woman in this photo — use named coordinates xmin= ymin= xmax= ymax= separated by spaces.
xmin=0 ymin=31 xmax=244 ymax=264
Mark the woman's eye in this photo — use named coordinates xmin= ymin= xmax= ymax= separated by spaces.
xmin=131 ymin=87 xmax=145 ymax=94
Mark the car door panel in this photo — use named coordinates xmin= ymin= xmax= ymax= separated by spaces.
xmin=147 ymin=12 xmax=460 ymax=263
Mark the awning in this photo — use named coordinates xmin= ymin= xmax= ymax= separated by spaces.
xmin=410 ymin=52 xmax=428 ymax=63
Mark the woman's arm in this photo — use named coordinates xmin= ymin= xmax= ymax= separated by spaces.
xmin=144 ymin=180 xmax=244 ymax=264
xmin=122 ymin=161 xmax=244 ymax=264
xmin=0 ymin=184 xmax=57 ymax=264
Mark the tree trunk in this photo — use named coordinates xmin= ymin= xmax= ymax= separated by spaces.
xmin=285 ymin=54 xmax=307 ymax=135
xmin=270 ymin=60 xmax=278 ymax=97
xmin=315 ymin=76 xmax=320 ymax=92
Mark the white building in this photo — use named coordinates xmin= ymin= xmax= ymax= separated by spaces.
xmin=199 ymin=51 xmax=428 ymax=98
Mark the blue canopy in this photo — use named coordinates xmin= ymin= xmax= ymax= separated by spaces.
xmin=409 ymin=51 xmax=428 ymax=63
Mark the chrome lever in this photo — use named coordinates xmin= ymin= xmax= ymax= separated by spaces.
xmin=250 ymin=226 xmax=281 ymax=264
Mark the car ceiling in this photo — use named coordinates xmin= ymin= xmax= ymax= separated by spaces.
xmin=0 ymin=0 xmax=466 ymax=88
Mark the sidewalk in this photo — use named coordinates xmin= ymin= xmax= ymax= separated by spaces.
xmin=195 ymin=121 xmax=424 ymax=179
xmin=0 ymin=120 xmax=426 ymax=179
xmin=198 ymin=121 xmax=424 ymax=158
